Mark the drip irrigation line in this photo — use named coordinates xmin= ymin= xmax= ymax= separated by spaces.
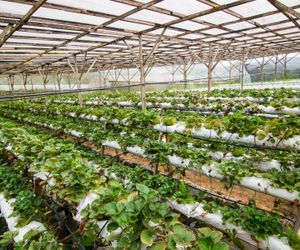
xmin=43 ymin=200 xmax=86 ymax=250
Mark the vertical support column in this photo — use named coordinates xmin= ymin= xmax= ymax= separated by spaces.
xmin=171 ymin=65 xmax=175 ymax=82
xmin=38 ymin=66 xmax=50 ymax=91
xmin=260 ymin=56 xmax=265 ymax=82
xmin=30 ymin=78 xmax=34 ymax=92
xmin=274 ymin=54 xmax=278 ymax=81
xmin=55 ymin=71 xmax=63 ymax=91
xmin=240 ymin=55 xmax=245 ymax=93
xmin=127 ymin=68 xmax=131 ymax=90
xmin=228 ymin=60 xmax=232 ymax=84
xmin=207 ymin=45 xmax=213 ymax=92
xmin=139 ymin=34 xmax=146 ymax=110
xmin=68 ymin=55 xmax=83 ymax=105
xmin=21 ymin=72 xmax=28 ymax=92
xmin=183 ymin=61 xmax=188 ymax=89
xmin=127 ymin=68 xmax=131 ymax=89
xmin=98 ymin=69 xmax=102 ymax=88
xmin=67 ymin=73 xmax=71 ymax=89
xmin=8 ymin=75 xmax=14 ymax=94
xmin=284 ymin=54 xmax=287 ymax=77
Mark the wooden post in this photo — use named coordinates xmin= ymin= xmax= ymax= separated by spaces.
xmin=207 ymin=45 xmax=213 ymax=92
xmin=172 ymin=65 xmax=176 ymax=82
xmin=98 ymin=68 xmax=102 ymax=88
xmin=55 ymin=71 xmax=63 ymax=91
xmin=139 ymin=34 xmax=146 ymax=110
xmin=228 ymin=60 xmax=232 ymax=84
xmin=240 ymin=56 xmax=245 ymax=93
xmin=30 ymin=77 xmax=34 ymax=92
xmin=127 ymin=68 xmax=131 ymax=90
xmin=284 ymin=54 xmax=287 ymax=77
xmin=72 ymin=55 xmax=83 ymax=105
xmin=274 ymin=54 xmax=278 ymax=81
xmin=8 ymin=75 xmax=14 ymax=94
xmin=67 ymin=73 xmax=71 ymax=89
xmin=165 ymin=64 xmax=179 ymax=83
xmin=260 ymin=56 xmax=265 ymax=82
xmin=21 ymin=72 xmax=28 ymax=92
xmin=38 ymin=66 xmax=50 ymax=91
xmin=183 ymin=61 xmax=188 ymax=89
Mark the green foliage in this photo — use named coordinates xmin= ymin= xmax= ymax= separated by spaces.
xmin=220 ymin=206 xmax=283 ymax=240
xmin=197 ymin=227 xmax=229 ymax=250
xmin=264 ymin=169 xmax=300 ymax=192
xmin=12 ymin=190 xmax=43 ymax=226
xmin=14 ymin=230 xmax=63 ymax=250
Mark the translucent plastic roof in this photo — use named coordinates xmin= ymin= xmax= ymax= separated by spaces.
xmin=0 ymin=0 xmax=299 ymax=75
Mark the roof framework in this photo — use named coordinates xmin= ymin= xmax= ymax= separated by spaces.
xmin=0 ymin=0 xmax=299 ymax=76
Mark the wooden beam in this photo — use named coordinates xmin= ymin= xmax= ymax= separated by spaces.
xmin=267 ymin=0 xmax=300 ymax=19
xmin=0 ymin=0 xmax=46 ymax=47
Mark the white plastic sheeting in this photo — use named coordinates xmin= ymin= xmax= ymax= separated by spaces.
xmin=154 ymin=123 xmax=300 ymax=151
xmin=168 ymin=200 xmax=293 ymax=250
xmin=74 ymin=192 xmax=98 ymax=222
xmin=0 ymin=193 xmax=45 ymax=242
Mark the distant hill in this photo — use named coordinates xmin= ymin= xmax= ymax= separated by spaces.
xmin=245 ymin=56 xmax=300 ymax=82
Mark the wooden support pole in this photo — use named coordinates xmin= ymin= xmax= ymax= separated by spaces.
xmin=139 ymin=34 xmax=146 ymax=111
xmin=68 ymin=55 xmax=83 ymax=105
xmin=240 ymin=56 xmax=245 ymax=93
xmin=127 ymin=68 xmax=131 ymax=90
xmin=98 ymin=68 xmax=102 ymax=88
xmin=30 ymin=78 xmax=34 ymax=92
xmin=207 ymin=45 xmax=213 ymax=92
xmin=7 ymin=75 xmax=14 ymax=94
xmin=38 ymin=66 xmax=50 ymax=91
xmin=21 ymin=72 xmax=28 ymax=92
xmin=55 ymin=71 xmax=63 ymax=91
xmin=274 ymin=54 xmax=278 ymax=81
xmin=171 ymin=65 xmax=175 ymax=82
xmin=67 ymin=73 xmax=71 ymax=89
xmin=284 ymin=54 xmax=287 ymax=77
xmin=183 ymin=61 xmax=188 ymax=89
xmin=229 ymin=61 xmax=232 ymax=84
xmin=260 ymin=56 xmax=265 ymax=82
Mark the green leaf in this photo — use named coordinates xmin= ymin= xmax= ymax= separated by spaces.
xmin=107 ymin=222 xmax=119 ymax=232
xmin=148 ymin=242 xmax=167 ymax=250
xmin=115 ymin=213 xmax=129 ymax=227
xmin=198 ymin=238 xmax=212 ymax=250
xmin=117 ymin=236 xmax=130 ymax=248
xmin=172 ymin=224 xmax=195 ymax=246
xmin=136 ymin=184 xmax=150 ymax=194
xmin=199 ymin=227 xmax=223 ymax=243
xmin=140 ymin=229 xmax=154 ymax=246
xmin=108 ymin=180 xmax=122 ymax=189
xmin=105 ymin=202 xmax=124 ymax=215
xmin=0 ymin=231 xmax=18 ymax=244
xmin=212 ymin=242 xmax=229 ymax=250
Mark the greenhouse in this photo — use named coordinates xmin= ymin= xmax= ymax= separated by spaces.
xmin=0 ymin=0 xmax=300 ymax=249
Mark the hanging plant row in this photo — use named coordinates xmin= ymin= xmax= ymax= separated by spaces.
xmin=1 ymin=103 xmax=300 ymax=202
xmin=0 ymin=117 xmax=299 ymax=249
